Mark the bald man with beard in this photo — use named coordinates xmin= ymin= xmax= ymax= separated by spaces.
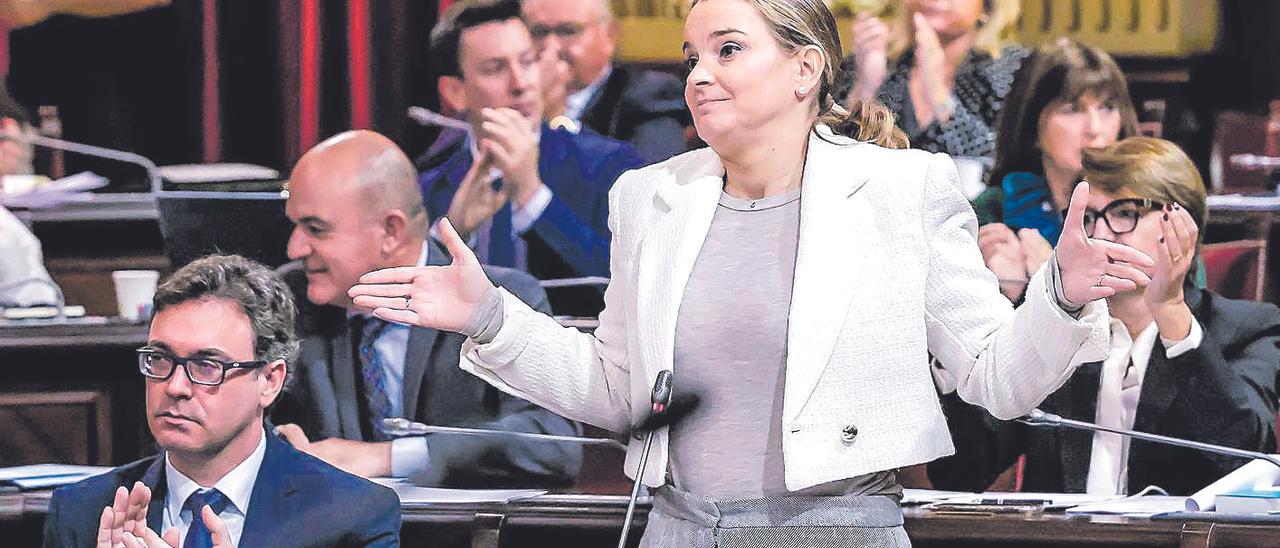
xmin=272 ymin=130 xmax=582 ymax=488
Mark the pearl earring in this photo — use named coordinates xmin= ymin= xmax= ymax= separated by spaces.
xmin=797 ymin=86 xmax=808 ymax=96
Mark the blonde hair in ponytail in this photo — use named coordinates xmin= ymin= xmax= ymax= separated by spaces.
xmin=690 ymin=0 xmax=907 ymax=149
xmin=822 ymin=99 xmax=909 ymax=149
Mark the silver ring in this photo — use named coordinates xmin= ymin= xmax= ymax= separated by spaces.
xmin=403 ymin=296 xmax=412 ymax=310
xmin=1096 ymin=274 xmax=1106 ymax=286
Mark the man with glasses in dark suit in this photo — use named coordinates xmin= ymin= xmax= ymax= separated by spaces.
xmin=42 ymin=255 xmax=400 ymax=548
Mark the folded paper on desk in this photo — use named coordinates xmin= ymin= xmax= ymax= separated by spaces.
xmin=0 ymin=464 xmax=111 ymax=491
xmin=0 ymin=172 xmax=108 ymax=209
xmin=1187 ymin=457 xmax=1280 ymax=511
xmin=369 ymin=478 xmax=545 ymax=504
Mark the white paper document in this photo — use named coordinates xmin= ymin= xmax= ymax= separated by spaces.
xmin=369 ymin=478 xmax=545 ymax=504
xmin=0 ymin=463 xmax=111 ymax=490
xmin=1066 ymin=495 xmax=1187 ymax=516
xmin=1185 ymin=457 xmax=1280 ymax=511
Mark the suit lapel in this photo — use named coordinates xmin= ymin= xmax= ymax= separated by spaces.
xmin=142 ymin=456 xmax=168 ymax=532
xmin=402 ymin=326 xmax=440 ymax=420
xmin=332 ymin=318 xmax=363 ymax=438
xmin=634 ymin=153 xmax=722 ymax=392
xmin=782 ymin=131 xmax=872 ymax=422
xmin=239 ymin=435 xmax=298 ymax=546
xmin=1060 ymin=362 xmax=1102 ymax=492
xmin=402 ymin=239 xmax=449 ymax=420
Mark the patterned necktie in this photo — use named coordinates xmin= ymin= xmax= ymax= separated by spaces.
xmin=358 ymin=316 xmax=394 ymax=441
xmin=182 ymin=488 xmax=231 ymax=548
xmin=488 ymin=200 xmax=515 ymax=268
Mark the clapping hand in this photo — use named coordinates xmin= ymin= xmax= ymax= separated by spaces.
xmin=478 ymin=107 xmax=542 ymax=208
xmin=445 ymin=146 xmax=507 ymax=239
xmin=94 ymin=483 xmax=231 ymax=548
xmin=847 ymin=12 xmax=889 ymax=104
xmin=1055 ymin=182 xmax=1155 ymax=305
xmin=349 ymin=218 xmax=497 ymax=333
xmin=911 ymin=13 xmax=952 ymax=125
xmin=1143 ymin=202 xmax=1198 ymax=340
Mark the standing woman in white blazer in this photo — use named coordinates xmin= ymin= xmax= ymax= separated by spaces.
xmin=349 ymin=0 xmax=1153 ymax=544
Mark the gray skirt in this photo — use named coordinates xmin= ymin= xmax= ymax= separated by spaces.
xmin=641 ymin=485 xmax=912 ymax=548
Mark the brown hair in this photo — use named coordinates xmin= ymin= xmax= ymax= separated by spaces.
xmin=887 ymin=0 xmax=1021 ymax=60
xmin=1082 ymin=137 xmax=1207 ymax=251
xmin=989 ymin=37 xmax=1139 ymax=189
xmin=693 ymin=0 xmax=908 ymax=148
xmin=154 ymin=254 xmax=300 ymax=388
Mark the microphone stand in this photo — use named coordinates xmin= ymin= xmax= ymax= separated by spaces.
xmin=2 ymin=133 xmax=162 ymax=193
xmin=618 ymin=370 xmax=674 ymax=548
xmin=379 ymin=418 xmax=627 ymax=450
xmin=1017 ymin=409 xmax=1280 ymax=469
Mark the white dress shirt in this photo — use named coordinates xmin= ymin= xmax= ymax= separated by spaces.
xmin=1085 ymin=316 xmax=1204 ymax=495
xmin=0 ymin=204 xmax=59 ymax=306
xmin=163 ymin=429 xmax=267 ymax=546
xmin=373 ymin=243 xmax=432 ymax=478
xmin=563 ymin=64 xmax=612 ymax=123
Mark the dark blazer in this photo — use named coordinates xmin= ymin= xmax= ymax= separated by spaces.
xmin=273 ymin=240 xmax=582 ymax=488
xmin=42 ymin=431 xmax=400 ymax=548
xmin=416 ymin=124 xmax=643 ymax=316
xmin=930 ymin=287 xmax=1280 ymax=496
xmin=579 ymin=65 xmax=690 ymax=164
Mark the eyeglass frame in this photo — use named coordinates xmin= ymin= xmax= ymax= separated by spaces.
xmin=528 ymin=21 xmax=590 ymax=42
xmin=136 ymin=347 xmax=269 ymax=387
xmin=1067 ymin=197 xmax=1166 ymax=237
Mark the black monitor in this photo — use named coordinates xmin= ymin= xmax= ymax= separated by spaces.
xmin=156 ymin=191 xmax=294 ymax=270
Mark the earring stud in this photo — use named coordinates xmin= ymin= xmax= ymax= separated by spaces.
xmin=797 ymin=86 xmax=808 ymax=96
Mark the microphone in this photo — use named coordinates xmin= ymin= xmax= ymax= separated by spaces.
xmin=1 ymin=132 xmax=162 ymax=193
xmin=1017 ymin=408 xmax=1280 ymax=470
xmin=407 ymin=106 xmax=472 ymax=132
xmin=379 ymin=418 xmax=627 ymax=450
xmin=538 ymin=276 xmax=610 ymax=288
xmin=618 ymin=370 xmax=676 ymax=548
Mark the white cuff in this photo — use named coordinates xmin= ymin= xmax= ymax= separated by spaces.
xmin=1161 ymin=317 xmax=1204 ymax=358
xmin=390 ymin=436 xmax=430 ymax=478
xmin=511 ymin=184 xmax=553 ymax=234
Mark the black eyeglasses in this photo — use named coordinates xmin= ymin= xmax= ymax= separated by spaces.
xmin=528 ymin=22 xmax=587 ymax=41
xmin=136 ymin=347 xmax=267 ymax=386
xmin=1075 ymin=197 xmax=1165 ymax=236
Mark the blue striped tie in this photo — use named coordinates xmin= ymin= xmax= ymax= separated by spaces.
xmin=182 ymin=488 xmax=230 ymax=548
xmin=358 ymin=317 xmax=394 ymax=441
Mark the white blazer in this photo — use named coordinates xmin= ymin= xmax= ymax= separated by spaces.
xmin=462 ymin=126 xmax=1111 ymax=490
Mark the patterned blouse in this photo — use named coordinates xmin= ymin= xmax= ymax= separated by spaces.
xmin=834 ymin=45 xmax=1030 ymax=160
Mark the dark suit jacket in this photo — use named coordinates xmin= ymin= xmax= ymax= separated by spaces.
xmin=579 ymin=65 xmax=689 ymax=164
xmin=273 ymin=241 xmax=582 ymax=488
xmin=42 ymin=431 xmax=400 ymax=548
xmin=416 ymin=124 xmax=643 ymax=316
xmin=930 ymin=288 xmax=1280 ymax=496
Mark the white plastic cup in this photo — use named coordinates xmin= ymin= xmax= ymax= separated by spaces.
xmin=112 ymin=270 xmax=160 ymax=322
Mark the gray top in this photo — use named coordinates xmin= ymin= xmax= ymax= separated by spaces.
xmin=668 ymin=187 xmax=897 ymax=500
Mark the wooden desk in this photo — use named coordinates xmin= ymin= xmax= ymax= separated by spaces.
xmin=4 ymin=489 xmax=1280 ymax=548
xmin=0 ymin=320 xmax=151 ymax=466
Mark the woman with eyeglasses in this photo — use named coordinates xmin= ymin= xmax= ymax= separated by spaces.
xmin=930 ymin=137 xmax=1280 ymax=497
xmin=975 ymin=38 xmax=1140 ymax=301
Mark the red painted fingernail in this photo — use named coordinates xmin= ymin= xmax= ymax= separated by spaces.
xmin=1173 ymin=203 xmax=1180 ymax=210
xmin=1163 ymin=213 xmax=1169 ymax=220
xmin=1159 ymin=236 xmax=1164 ymax=243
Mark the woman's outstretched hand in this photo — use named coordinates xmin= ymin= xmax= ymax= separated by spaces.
xmin=1055 ymin=182 xmax=1155 ymax=306
xmin=348 ymin=218 xmax=496 ymax=332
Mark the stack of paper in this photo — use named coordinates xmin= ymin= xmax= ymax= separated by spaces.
xmin=0 ymin=464 xmax=111 ymax=490
xmin=369 ymin=478 xmax=545 ymax=505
